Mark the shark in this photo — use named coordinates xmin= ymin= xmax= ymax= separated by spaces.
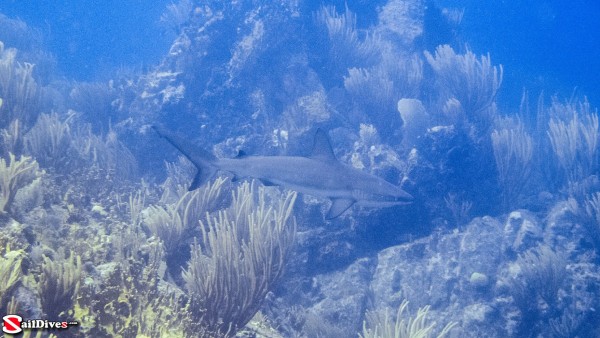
xmin=153 ymin=126 xmax=413 ymax=219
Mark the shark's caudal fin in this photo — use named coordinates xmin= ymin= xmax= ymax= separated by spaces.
xmin=152 ymin=125 xmax=218 ymax=190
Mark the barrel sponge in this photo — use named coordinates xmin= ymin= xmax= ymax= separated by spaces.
xmin=398 ymin=98 xmax=429 ymax=148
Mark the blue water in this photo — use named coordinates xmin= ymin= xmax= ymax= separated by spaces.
xmin=1 ymin=0 xmax=598 ymax=101
xmin=0 ymin=0 xmax=172 ymax=79
xmin=455 ymin=0 xmax=600 ymax=108
xmin=1 ymin=0 xmax=599 ymax=337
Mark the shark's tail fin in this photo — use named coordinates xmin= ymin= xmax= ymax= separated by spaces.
xmin=152 ymin=125 xmax=218 ymax=191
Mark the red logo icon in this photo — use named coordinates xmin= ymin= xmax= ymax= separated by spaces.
xmin=3 ymin=315 xmax=23 ymax=334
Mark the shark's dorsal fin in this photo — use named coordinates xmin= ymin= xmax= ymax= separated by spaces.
xmin=235 ymin=150 xmax=248 ymax=159
xmin=326 ymin=198 xmax=355 ymax=219
xmin=310 ymin=129 xmax=337 ymax=162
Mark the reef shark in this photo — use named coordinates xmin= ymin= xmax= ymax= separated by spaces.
xmin=153 ymin=126 xmax=412 ymax=219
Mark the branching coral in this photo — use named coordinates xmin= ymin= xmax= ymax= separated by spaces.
xmin=22 ymin=110 xmax=137 ymax=186
xmin=491 ymin=124 xmax=533 ymax=210
xmin=504 ymin=245 xmax=573 ymax=336
xmin=172 ymin=176 xmax=228 ymax=228
xmin=585 ymin=192 xmax=600 ymax=227
xmin=0 ymin=15 xmax=46 ymax=61
xmin=0 ymin=247 xmax=23 ymax=310
xmin=425 ymin=45 xmax=503 ymax=135
xmin=0 ymin=41 xmax=40 ymax=129
xmin=546 ymin=99 xmax=599 ymax=191
xmin=73 ymin=126 xmax=138 ymax=179
xmin=159 ymin=156 xmax=197 ymax=204
xmin=344 ymin=53 xmax=423 ymax=134
xmin=143 ymin=204 xmax=183 ymax=254
xmin=0 ymin=152 xmax=41 ymax=213
xmin=510 ymin=245 xmax=567 ymax=311
xmin=360 ymin=300 xmax=457 ymax=338
xmin=182 ymin=181 xmax=297 ymax=337
xmin=584 ymin=192 xmax=600 ymax=247
xmin=61 ymin=181 xmax=242 ymax=337
xmin=315 ymin=6 xmax=382 ymax=78
xmin=144 ymin=177 xmax=228 ymax=256
xmin=128 ymin=188 xmax=147 ymax=228
xmin=1 ymin=118 xmax=22 ymax=156
xmin=69 ymin=81 xmax=119 ymax=132
xmin=37 ymin=253 xmax=82 ymax=318
xmin=160 ymin=0 xmax=194 ymax=31
xmin=24 ymin=112 xmax=75 ymax=169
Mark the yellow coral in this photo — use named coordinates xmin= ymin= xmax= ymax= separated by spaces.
xmin=0 ymin=246 xmax=23 ymax=309
xmin=0 ymin=152 xmax=40 ymax=213
xmin=37 ymin=253 xmax=82 ymax=318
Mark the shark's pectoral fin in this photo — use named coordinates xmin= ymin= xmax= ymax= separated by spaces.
xmin=326 ymin=198 xmax=355 ymax=219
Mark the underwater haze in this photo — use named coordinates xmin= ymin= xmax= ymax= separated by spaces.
xmin=0 ymin=0 xmax=599 ymax=337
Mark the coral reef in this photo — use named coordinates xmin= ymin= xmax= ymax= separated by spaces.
xmin=0 ymin=153 xmax=41 ymax=214
xmin=183 ymin=182 xmax=297 ymax=336
xmin=37 ymin=253 xmax=82 ymax=319
xmin=424 ymin=45 xmax=503 ymax=135
xmin=24 ymin=113 xmax=75 ymax=170
xmin=0 ymin=0 xmax=599 ymax=337
xmin=0 ymin=41 xmax=41 ymax=129
xmin=546 ymin=99 xmax=598 ymax=190
xmin=360 ymin=300 xmax=456 ymax=338
xmin=0 ymin=247 xmax=24 ymax=310
xmin=491 ymin=123 xmax=533 ymax=209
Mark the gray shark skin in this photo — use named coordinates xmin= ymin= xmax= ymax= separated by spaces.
xmin=153 ymin=126 xmax=413 ymax=219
